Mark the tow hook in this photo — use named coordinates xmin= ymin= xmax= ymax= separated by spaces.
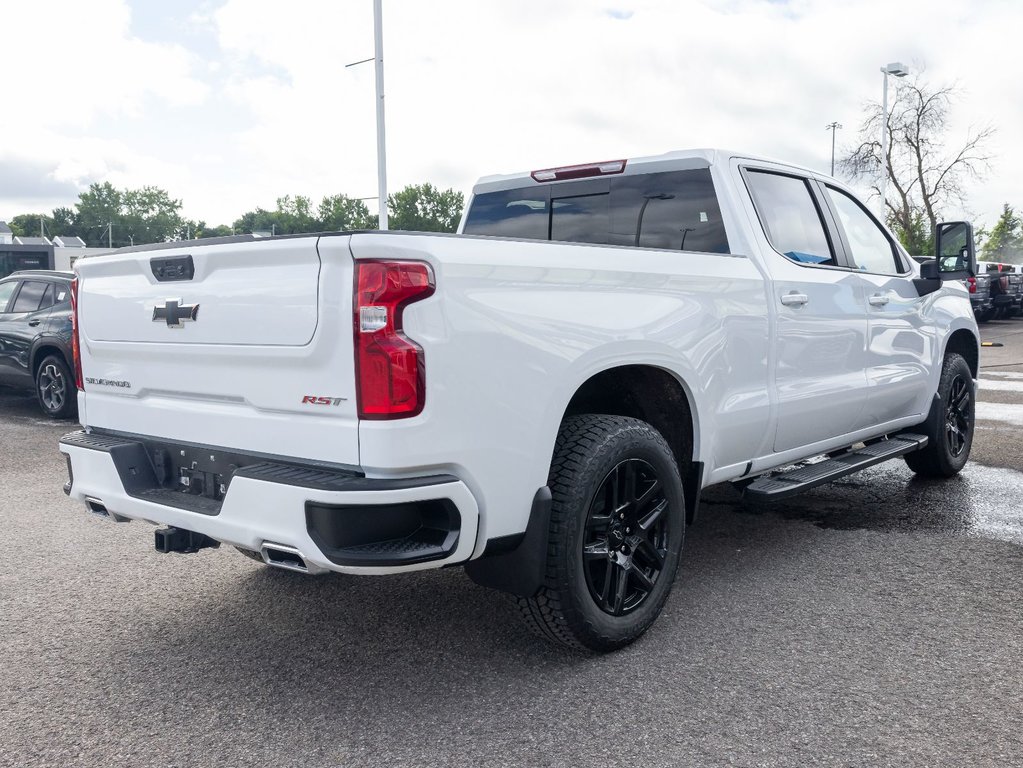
xmin=154 ymin=526 xmax=220 ymax=554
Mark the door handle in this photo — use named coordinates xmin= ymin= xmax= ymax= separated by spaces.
xmin=868 ymin=293 xmax=890 ymax=307
xmin=28 ymin=319 xmax=41 ymax=326
xmin=780 ymin=292 xmax=809 ymax=307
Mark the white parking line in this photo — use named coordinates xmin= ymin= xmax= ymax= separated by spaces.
xmin=975 ymin=401 xmax=1023 ymax=427
xmin=977 ymin=378 xmax=1023 ymax=393
xmin=980 ymin=371 xmax=1023 ymax=380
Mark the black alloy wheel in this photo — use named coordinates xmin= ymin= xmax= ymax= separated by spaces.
xmin=905 ymin=352 xmax=974 ymax=478
xmin=517 ymin=414 xmax=686 ymax=652
xmin=944 ymin=373 xmax=971 ymax=458
xmin=582 ymin=459 xmax=670 ymax=616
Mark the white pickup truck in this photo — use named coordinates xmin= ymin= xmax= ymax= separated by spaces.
xmin=61 ymin=149 xmax=979 ymax=651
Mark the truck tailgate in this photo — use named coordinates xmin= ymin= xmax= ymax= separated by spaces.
xmin=75 ymin=236 xmax=360 ymax=467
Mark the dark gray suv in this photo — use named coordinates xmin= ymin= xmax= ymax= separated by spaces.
xmin=0 ymin=270 xmax=77 ymax=418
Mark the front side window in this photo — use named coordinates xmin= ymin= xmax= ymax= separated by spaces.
xmin=745 ymin=170 xmax=833 ymax=265
xmin=825 ymin=187 xmax=900 ymax=274
xmin=0 ymin=280 xmax=17 ymax=312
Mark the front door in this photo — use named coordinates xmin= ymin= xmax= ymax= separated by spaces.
xmin=820 ymin=185 xmax=932 ymax=426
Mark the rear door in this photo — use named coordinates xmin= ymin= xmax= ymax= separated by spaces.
xmin=741 ymin=166 xmax=869 ymax=453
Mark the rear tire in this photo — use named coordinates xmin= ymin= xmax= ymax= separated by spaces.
xmin=517 ymin=415 xmax=685 ymax=652
xmin=35 ymin=354 xmax=77 ymax=419
xmin=904 ymin=353 xmax=974 ymax=478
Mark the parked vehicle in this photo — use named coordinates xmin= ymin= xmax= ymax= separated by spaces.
xmin=979 ymin=261 xmax=1022 ymax=319
xmin=60 ymin=149 xmax=980 ymax=651
xmin=0 ymin=270 xmax=77 ymax=418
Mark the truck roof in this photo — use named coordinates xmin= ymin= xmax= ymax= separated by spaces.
xmin=471 ymin=148 xmax=821 ymax=195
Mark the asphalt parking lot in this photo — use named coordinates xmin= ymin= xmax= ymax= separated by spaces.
xmin=2 ymin=322 xmax=1022 ymax=767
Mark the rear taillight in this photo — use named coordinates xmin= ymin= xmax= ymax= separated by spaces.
xmin=70 ymin=277 xmax=83 ymax=389
xmin=354 ymin=261 xmax=435 ymax=419
xmin=967 ymin=276 xmax=977 ymax=294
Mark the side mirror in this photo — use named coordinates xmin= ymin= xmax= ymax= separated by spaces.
xmin=934 ymin=221 xmax=976 ymax=280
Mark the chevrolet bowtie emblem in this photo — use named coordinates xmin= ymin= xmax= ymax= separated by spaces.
xmin=153 ymin=299 xmax=199 ymax=328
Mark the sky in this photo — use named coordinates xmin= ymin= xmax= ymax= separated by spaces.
xmin=1 ymin=0 xmax=1021 ymax=231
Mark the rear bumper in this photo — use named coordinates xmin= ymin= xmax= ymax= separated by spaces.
xmin=59 ymin=430 xmax=479 ymax=575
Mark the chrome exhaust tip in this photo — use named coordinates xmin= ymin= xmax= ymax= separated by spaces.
xmin=260 ymin=542 xmax=311 ymax=573
xmin=84 ymin=497 xmax=130 ymax=523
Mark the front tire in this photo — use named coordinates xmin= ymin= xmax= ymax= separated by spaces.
xmin=35 ymin=354 xmax=77 ymax=419
xmin=518 ymin=415 xmax=685 ymax=652
xmin=904 ymin=353 xmax=974 ymax=478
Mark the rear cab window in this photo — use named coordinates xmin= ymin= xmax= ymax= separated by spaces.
xmin=464 ymin=168 xmax=730 ymax=254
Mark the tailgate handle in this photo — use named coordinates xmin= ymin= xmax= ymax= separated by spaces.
xmin=151 ymin=255 xmax=194 ymax=282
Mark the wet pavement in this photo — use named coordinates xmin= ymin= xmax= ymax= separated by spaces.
xmin=0 ymin=320 xmax=1021 ymax=767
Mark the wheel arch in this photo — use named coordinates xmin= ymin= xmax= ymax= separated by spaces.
xmin=943 ymin=328 xmax=979 ymax=378
xmin=561 ymin=364 xmax=696 ymax=477
xmin=30 ymin=340 xmax=71 ymax=377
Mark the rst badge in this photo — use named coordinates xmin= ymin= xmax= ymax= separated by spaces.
xmin=301 ymin=396 xmax=346 ymax=406
xmin=153 ymin=299 xmax=199 ymax=328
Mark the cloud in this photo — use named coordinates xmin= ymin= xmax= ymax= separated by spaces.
xmin=0 ymin=158 xmax=85 ymax=202
xmin=0 ymin=0 xmax=1020 ymax=229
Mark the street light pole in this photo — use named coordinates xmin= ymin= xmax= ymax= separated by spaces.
xmin=373 ymin=0 xmax=388 ymax=231
xmin=879 ymin=62 xmax=909 ymax=221
xmin=346 ymin=1 xmax=389 ymax=231
xmin=825 ymin=121 xmax=842 ymax=176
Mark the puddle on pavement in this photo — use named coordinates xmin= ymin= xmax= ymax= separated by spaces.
xmin=704 ymin=461 xmax=1023 ymax=546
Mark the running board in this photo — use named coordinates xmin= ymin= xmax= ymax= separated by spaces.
xmin=744 ymin=434 xmax=929 ymax=501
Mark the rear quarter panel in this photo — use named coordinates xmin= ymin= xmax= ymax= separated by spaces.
xmin=350 ymin=232 xmax=770 ymax=550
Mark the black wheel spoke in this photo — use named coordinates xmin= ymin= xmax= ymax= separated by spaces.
xmin=634 ymin=538 xmax=665 ymax=570
xmin=610 ymin=565 xmax=629 ymax=615
xmin=584 ymin=541 xmax=610 ymax=560
xmin=599 ymin=560 xmax=615 ymax=605
xmin=635 ymin=478 xmax=662 ymax=513
xmin=630 ymin=565 xmax=656 ymax=593
xmin=638 ymin=499 xmax=668 ymax=532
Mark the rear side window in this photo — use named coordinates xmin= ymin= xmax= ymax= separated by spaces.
xmin=11 ymin=280 xmax=48 ymax=312
xmin=38 ymin=283 xmax=57 ymax=310
xmin=464 ymin=169 xmax=730 ymax=253
xmin=745 ymin=170 xmax=834 ymax=266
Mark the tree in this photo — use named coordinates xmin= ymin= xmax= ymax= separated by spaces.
xmin=387 ymin=183 xmax=464 ymax=233
xmin=318 ymin=194 xmax=373 ymax=231
xmin=981 ymin=204 xmax=1023 ymax=264
xmin=8 ymin=213 xmax=55 ymax=239
xmin=840 ymin=73 xmax=994 ymax=254
xmin=75 ymin=182 xmax=123 ymax=246
xmin=121 ymin=186 xmax=184 ymax=244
